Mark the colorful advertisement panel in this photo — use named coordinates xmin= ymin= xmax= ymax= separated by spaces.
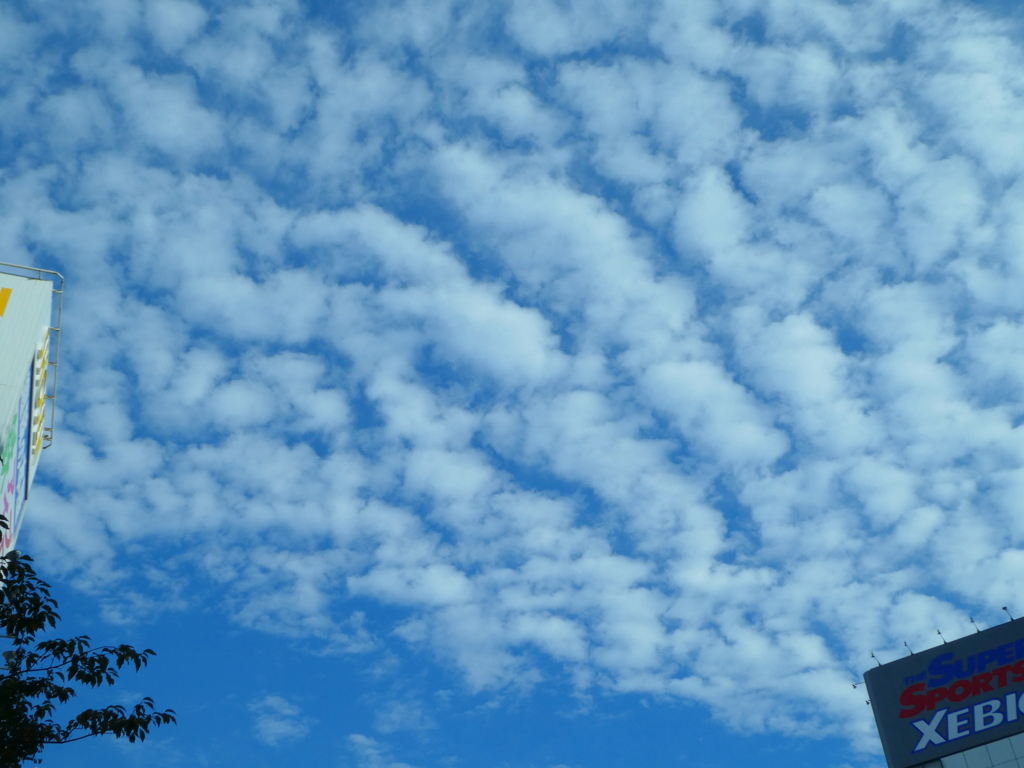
xmin=865 ymin=620 xmax=1024 ymax=768
xmin=0 ymin=269 xmax=56 ymax=556
xmin=0 ymin=365 xmax=29 ymax=555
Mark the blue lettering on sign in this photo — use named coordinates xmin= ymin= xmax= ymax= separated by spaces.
xmin=928 ymin=641 xmax=1024 ymax=688
xmin=903 ymin=671 xmax=927 ymax=686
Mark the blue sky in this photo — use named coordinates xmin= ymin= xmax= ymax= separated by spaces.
xmin=4 ymin=0 xmax=1024 ymax=765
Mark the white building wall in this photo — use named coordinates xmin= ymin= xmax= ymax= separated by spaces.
xmin=915 ymin=733 xmax=1024 ymax=768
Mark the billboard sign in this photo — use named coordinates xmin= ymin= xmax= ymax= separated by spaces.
xmin=0 ymin=268 xmax=58 ymax=556
xmin=866 ymin=620 xmax=1024 ymax=768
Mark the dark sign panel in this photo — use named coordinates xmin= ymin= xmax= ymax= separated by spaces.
xmin=865 ymin=620 xmax=1024 ymax=768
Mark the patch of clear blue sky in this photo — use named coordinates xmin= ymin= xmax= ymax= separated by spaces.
xmin=29 ymin=571 xmax=864 ymax=768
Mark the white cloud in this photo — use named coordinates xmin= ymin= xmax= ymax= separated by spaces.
xmin=144 ymin=0 xmax=208 ymax=52
xmin=250 ymin=694 xmax=313 ymax=745
xmin=110 ymin=65 xmax=223 ymax=159
xmin=504 ymin=0 xmax=647 ymax=56
xmin=348 ymin=734 xmax=417 ymax=768
xmin=374 ymin=697 xmax=434 ymax=734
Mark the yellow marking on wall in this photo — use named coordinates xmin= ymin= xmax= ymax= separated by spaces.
xmin=0 ymin=288 xmax=12 ymax=317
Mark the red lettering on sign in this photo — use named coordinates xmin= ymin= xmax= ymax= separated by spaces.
xmin=925 ymin=687 xmax=949 ymax=711
xmin=948 ymin=679 xmax=973 ymax=702
xmin=1012 ymin=660 xmax=1024 ymax=683
xmin=899 ymin=683 xmax=927 ymax=719
xmin=994 ymin=664 xmax=1013 ymax=688
xmin=972 ymin=672 xmax=996 ymax=695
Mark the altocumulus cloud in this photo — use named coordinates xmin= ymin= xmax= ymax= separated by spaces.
xmin=250 ymin=694 xmax=313 ymax=745
xmin=4 ymin=0 xmax=1024 ymax=757
xmin=348 ymin=734 xmax=417 ymax=768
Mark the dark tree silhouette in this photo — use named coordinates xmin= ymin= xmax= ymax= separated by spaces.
xmin=0 ymin=522 xmax=175 ymax=766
